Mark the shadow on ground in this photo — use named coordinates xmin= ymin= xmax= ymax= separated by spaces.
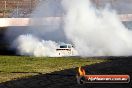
xmin=0 ymin=57 xmax=132 ymax=88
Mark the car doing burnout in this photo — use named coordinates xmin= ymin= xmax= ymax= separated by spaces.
xmin=56 ymin=44 xmax=78 ymax=56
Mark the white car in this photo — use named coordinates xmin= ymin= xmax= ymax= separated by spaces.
xmin=56 ymin=44 xmax=78 ymax=56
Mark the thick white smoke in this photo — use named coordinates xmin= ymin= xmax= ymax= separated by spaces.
xmin=62 ymin=0 xmax=132 ymax=56
xmin=11 ymin=0 xmax=66 ymax=57
xmin=12 ymin=0 xmax=132 ymax=57
xmin=12 ymin=34 xmax=59 ymax=57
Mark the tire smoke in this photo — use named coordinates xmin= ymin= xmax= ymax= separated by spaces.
xmin=12 ymin=0 xmax=132 ymax=56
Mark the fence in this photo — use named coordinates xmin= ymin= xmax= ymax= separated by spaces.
xmin=0 ymin=0 xmax=39 ymax=18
